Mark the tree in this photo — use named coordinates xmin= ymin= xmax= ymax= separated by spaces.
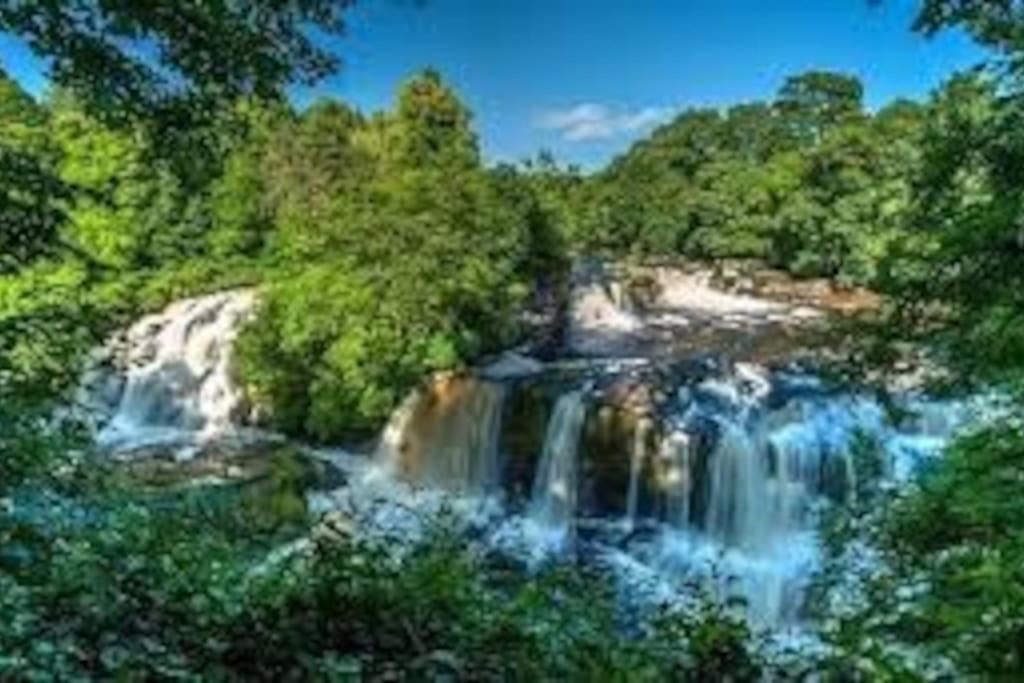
xmin=915 ymin=0 xmax=1024 ymax=73
xmin=51 ymin=94 xmax=203 ymax=271
xmin=0 ymin=1 xmax=355 ymax=125
xmin=238 ymin=72 xmax=540 ymax=440
xmin=863 ymin=0 xmax=1024 ymax=386
xmin=0 ymin=68 xmax=63 ymax=272
xmin=207 ymin=98 xmax=292 ymax=259
xmin=266 ymin=99 xmax=370 ymax=258
xmin=776 ymin=71 xmax=865 ymax=144
xmin=0 ymin=1 xmax=358 ymax=273
xmin=573 ymin=69 xmax=915 ymax=284
xmin=384 ymin=68 xmax=479 ymax=170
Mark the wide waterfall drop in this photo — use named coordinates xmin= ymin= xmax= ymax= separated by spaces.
xmin=373 ymin=374 xmax=506 ymax=496
xmin=68 ymin=272 xmax=991 ymax=653
xmin=528 ymin=390 xmax=587 ymax=535
xmin=79 ymin=290 xmax=257 ymax=455
xmin=79 ymin=285 xmax=980 ymax=634
xmin=351 ymin=357 xmax=978 ymax=631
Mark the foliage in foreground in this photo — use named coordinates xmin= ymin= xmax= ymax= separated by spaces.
xmin=813 ymin=421 xmax=1024 ymax=680
xmin=0 ymin=482 xmax=760 ymax=681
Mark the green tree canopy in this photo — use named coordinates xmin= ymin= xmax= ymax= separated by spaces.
xmin=0 ymin=0 xmax=355 ymax=125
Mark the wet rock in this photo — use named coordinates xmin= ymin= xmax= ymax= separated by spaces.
xmin=478 ymin=351 xmax=545 ymax=380
xmin=578 ymin=380 xmax=664 ymax=519
xmin=312 ymin=510 xmax=358 ymax=546
xmin=600 ymin=377 xmax=655 ymax=418
xmin=499 ymin=382 xmax=554 ymax=501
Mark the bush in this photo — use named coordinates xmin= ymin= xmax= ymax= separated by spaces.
xmin=0 ymin=484 xmax=764 ymax=680
xmin=236 ymin=73 xmax=543 ymax=441
xmin=813 ymin=420 xmax=1024 ymax=680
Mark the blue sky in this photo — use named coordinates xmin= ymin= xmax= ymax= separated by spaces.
xmin=1 ymin=0 xmax=987 ymax=168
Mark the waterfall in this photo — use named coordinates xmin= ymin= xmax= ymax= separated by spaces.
xmin=660 ymin=430 xmax=693 ymax=529
xmin=306 ymin=355 xmax=980 ymax=632
xmin=703 ymin=421 xmax=774 ymax=551
xmin=654 ymin=376 xmax=888 ymax=628
xmin=374 ymin=374 xmax=505 ymax=496
xmin=71 ymin=283 xmax=986 ymax=637
xmin=374 ymin=388 xmax=425 ymax=471
xmin=640 ymin=373 xmax=991 ymax=630
xmin=657 ymin=412 xmax=822 ymax=629
xmin=528 ymin=390 xmax=587 ymax=534
xmin=81 ymin=290 xmax=256 ymax=454
xmin=625 ymin=416 xmax=653 ymax=531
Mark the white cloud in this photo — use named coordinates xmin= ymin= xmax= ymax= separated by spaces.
xmin=536 ymin=103 xmax=675 ymax=142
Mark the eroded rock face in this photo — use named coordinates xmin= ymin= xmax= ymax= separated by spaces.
xmin=500 ymin=381 xmax=556 ymax=500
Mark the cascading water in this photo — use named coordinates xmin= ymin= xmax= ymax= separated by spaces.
xmin=625 ymin=416 xmax=653 ymax=531
xmin=374 ymin=374 xmax=506 ymax=496
xmin=528 ymin=390 xmax=587 ymax=536
xmin=79 ymin=278 xmax=986 ymax=638
xmin=704 ymin=422 xmax=775 ymax=551
xmin=642 ymin=371 xmax=984 ymax=629
xmin=351 ymin=356 xmax=979 ymax=630
xmin=78 ymin=290 xmax=257 ymax=455
xmin=654 ymin=393 xmax=828 ymax=627
xmin=660 ymin=430 xmax=693 ymax=529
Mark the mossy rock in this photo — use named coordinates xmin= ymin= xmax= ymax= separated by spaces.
xmin=117 ymin=443 xmax=345 ymax=533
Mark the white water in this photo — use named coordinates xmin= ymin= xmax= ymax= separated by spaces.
xmin=528 ymin=390 xmax=587 ymax=536
xmin=80 ymin=290 xmax=257 ymax=455
xmin=337 ymin=361 xmax=978 ymax=631
xmin=566 ymin=262 xmax=822 ymax=356
xmin=660 ymin=430 xmax=694 ymax=528
xmin=644 ymin=375 xmax=981 ymax=630
xmin=625 ymin=416 xmax=653 ymax=531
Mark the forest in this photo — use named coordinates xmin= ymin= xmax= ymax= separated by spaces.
xmin=1 ymin=0 xmax=1023 ymax=680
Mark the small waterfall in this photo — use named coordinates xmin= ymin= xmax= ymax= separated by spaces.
xmin=529 ymin=390 xmax=587 ymax=534
xmin=703 ymin=421 xmax=773 ymax=551
xmin=374 ymin=374 xmax=505 ymax=496
xmin=643 ymin=374 xmax=990 ymax=630
xmin=625 ymin=416 xmax=653 ymax=531
xmin=81 ymin=290 xmax=256 ymax=454
xmin=375 ymin=388 xmax=425 ymax=471
xmin=657 ymin=414 xmax=818 ymax=628
xmin=660 ymin=430 xmax=693 ymax=529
